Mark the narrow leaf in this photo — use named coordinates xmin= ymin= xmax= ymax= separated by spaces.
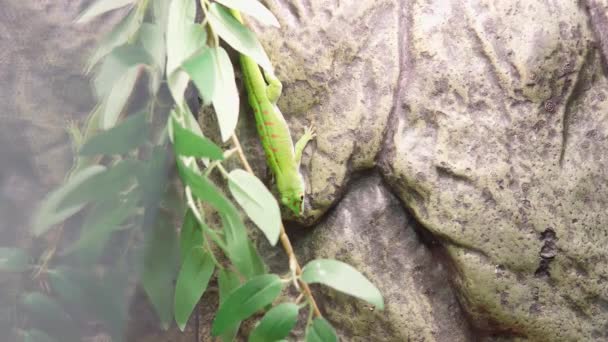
xmin=182 ymin=48 xmax=216 ymax=107
xmin=77 ymin=0 xmax=135 ymax=23
xmin=228 ymin=169 xmax=281 ymax=246
xmin=32 ymin=165 xmax=106 ymax=236
xmin=87 ymin=7 xmax=144 ymax=70
xmin=0 ymin=247 xmax=29 ymax=272
xmin=176 ymin=159 xmax=254 ymax=278
xmin=301 ymin=259 xmax=384 ymax=309
xmin=58 ymin=159 xmax=141 ymax=210
xmin=208 ymin=3 xmax=272 ymax=71
xmin=172 ymin=117 xmax=224 ymax=160
xmin=179 ymin=209 xmax=203 ymax=263
xmin=211 ymin=274 xmax=283 ymax=336
xmin=142 ymin=213 xmax=179 ymax=330
xmin=79 ymin=111 xmax=148 ymax=155
xmin=166 ymin=0 xmax=205 ymax=104
xmin=215 ymin=0 xmax=279 ymax=27
xmin=183 ymin=47 xmax=239 ymax=141
xmin=218 ymin=269 xmax=242 ymax=342
xmin=101 ymin=66 xmax=142 ymax=129
xmin=305 ymin=318 xmax=338 ymax=342
xmin=248 ymin=303 xmax=299 ymax=342
xmin=174 ymin=247 xmax=215 ymax=331
xmin=93 ymin=43 xmax=155 ymax=99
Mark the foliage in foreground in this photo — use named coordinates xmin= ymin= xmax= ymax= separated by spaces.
xmin=2 ymin=0 xmax=384 ymax=341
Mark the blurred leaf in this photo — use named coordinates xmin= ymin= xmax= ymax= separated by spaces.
xmin=32 ymin=165 xmax=106 ymax=236
xmin=174 ymin=247 xmax=215 ymax=331
xmin=248 ymin=303 xmax=299 ymax=342
xmin=138 ymin=146 xmax=170 ymax=208
xmin=48 ymin=267 xmax=88 ymax=310
xmin=184 ymin=47 xmax=238 ymax=141
xmin=62 ymin=190 xmax=139 ymax=262
xmin=87 ymin=7 xmax=144 ymax=71
xmin=79 ymin=111 xmax=148 ymax=155
xmin=76 ymin=0 xmax=136 ymax=23
xmin=221 ymin=210 xmax=256 ymax=279
xmin=215 ymin=0 xmax=279 ymax=27
xmin=100 ymin=66 xmax=142 ymax=130
xmin=301 ymin=259 xmax=384 ymax=309
xmin=171 ymin=117 xmax=224 ymax=160
xmin=142 ymin=212 xmax=178 ymax=330
xmin=24 ymin=329 xmax=59 ymax=342
xmin=218 ymin=269 xmax=242 ymax=342
xmin=228 ymin=169 xmax=280 ymax=246
xmin=211 ymin=274 xmax=283 ymax=336
xmin=22 ymin=293 xmax=71 ymax=323
xmin=208 ymin=3 xmax=272 ymax=71
xmin=305 ymin=318 xmax=338 ymax=342
xmin=166 ymin=0 xmax=206 ymax=104
xmin=0 ymin=247 xmax=29 ymax=272
xmin=59 ymin=159 xmax=141 ymax=210
xmin=247 ymin=238 xmax=266 ymax=277
xmin=152 ymin=0 xmax=171 ymax=31
xmin=179 ymin=209 xmax=203 ymax=263
xmin=139 ymin=23 xmax=166 ymax=94
xmin=93 ymin=43 xmax=155 ymax=99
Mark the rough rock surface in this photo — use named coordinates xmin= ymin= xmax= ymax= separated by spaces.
xmin=379 ymin=1 xmax=608 ymax=340
xmin=291 ymin=173 xmax=471 ymax=341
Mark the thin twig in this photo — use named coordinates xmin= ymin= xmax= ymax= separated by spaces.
xmin=230 ymin=135 xmax=322 ymax=317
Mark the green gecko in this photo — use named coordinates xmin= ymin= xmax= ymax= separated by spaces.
xmin=231 ymin=12 xmax=315 ymax=216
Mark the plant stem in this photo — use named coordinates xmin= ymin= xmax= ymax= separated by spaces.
xmin=229 ymin=134 xmax=322 ymax=317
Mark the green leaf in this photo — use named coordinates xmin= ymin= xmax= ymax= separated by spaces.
xmin=166 ymin=0 xmax=206 ymax=104
xmin=183 ymin=47 xmax=239 ymax=141
xmin=87 ymin=7 xmax=144 ymax=70
xmin=174 ymin=247 xmax=215 ymax=331
xmin=32 ymin=165 xmax=106 ymax=236
xmin=79 ymin=111 xmax=148 ymax=155
xmin=228 ymin=169 xmax=281 ymax=246
xmin=76 ymin=0 xmax=136 ymax=23
xmin=93 ymin=43 xmax=155 ymax=99
xmin=248 ymin=303 xmax=299 ymax=342
xmin=142 ymin=212 xmax=179 ymax=330
xmin=59 ymin=159 xmax=141 ymax=210
xmin=139 ymin=23 xmax=166 ymax=94
xmin=172 ymin=117 xmax=224 ymax=160
xmin=208 ymin=3 xmax=272 ymax=71
xmin=176 ymin=159 xmax=255 ymax=278
xmin=47 ymin=267 xmax=88 ymax=309
xmin=63 ymin=189 xmax=140 ymax=260
xmin=0 ymin=247 xmax=29 ymax=272
xmin=211 ymin=274 xmax=283 ymax=336
xmin=179 ymin=209 xmax=203 ymax=263
xmin=247 ymin=239 xmax=267 ymax=277
xmin=214 ymin=0 xmax=279 ymax=27
xmin=305 ymin=318 xmax=338 ymax=342
xmin=22 ymin=293 xmax=71 ymax=323
xmin=218 ymin=269 xmax=242 ymax=342
xmin=301 ymin=259 xmax=384 ymax=309
xmin=24 ymin=329 xmax=59 ymax=342
xmin=182 ymin=47 xmax=216 ymax=106
xmin=100 ymin=66 xmax=142 ymax=129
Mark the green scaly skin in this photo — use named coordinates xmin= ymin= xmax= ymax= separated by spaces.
xmin=232 ymin=12 xmax=315 ymax=216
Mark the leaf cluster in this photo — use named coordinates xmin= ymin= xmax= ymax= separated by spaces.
xmin=4 ymin=1 xmax=385 ymax=341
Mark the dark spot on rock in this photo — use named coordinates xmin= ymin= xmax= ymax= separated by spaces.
xmin=544 ymin=99 xmax=556 ymax=112
xmin=535 ymin=228 xmax=558 ymax=278
xmin=534 ymin=259 xmax=552 ymax=278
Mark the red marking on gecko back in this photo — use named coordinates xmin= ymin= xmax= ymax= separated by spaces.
xmin=271 ymin=147 xmax=278 ymax=152
xmin=262 ymin=110 xmax=269 ymax=115
xmin=264 ymin=121 xmax=274 ymax=126
xmin=270 ymin=134 xmax=280 ymax=138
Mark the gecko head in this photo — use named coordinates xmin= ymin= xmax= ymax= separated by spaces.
xmin=281 ymin=191 xmax=304 ymax=216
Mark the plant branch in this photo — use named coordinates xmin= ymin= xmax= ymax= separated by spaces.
xmin=229 ymin=134 xmax=322 ymax=317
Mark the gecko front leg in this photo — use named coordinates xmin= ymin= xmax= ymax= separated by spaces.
xmin=294 ymin=124 xmax=316 ymax=168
